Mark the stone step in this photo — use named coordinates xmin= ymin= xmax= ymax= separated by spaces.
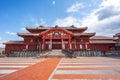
xmin=40 ymin=50 xmax=67 ymax=58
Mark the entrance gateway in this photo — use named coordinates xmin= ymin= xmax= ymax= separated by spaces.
xmin=52 ymin=40 xmax=62 ymax=49
xmin=41 ymin=29 xmax=73 ymax=50
xmin=46 ymin=39 xmax=62 ymax=49
xmin=46 ymin=39 xmax=70 ymax=49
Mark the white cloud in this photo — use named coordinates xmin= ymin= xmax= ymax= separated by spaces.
xmin=22 ymin=15 xmax=47 ymax=27
xmin=18 ymin=36 xmax=24 ymax=40
xmin=52 ymin=1 xmax=56 ymax=5
xmin=5 ymin=32 xmax=16 ymax=35
xmin=20 ymin=27 xmax=26 ymax=31
xmin=101 ymin=0 xmax=120 ymax=8
xmin=54 ymin=0 xmax=120 ymax=36
xmin=0 ymin=37 xmax=5 ymax=48
xmin=34 ymin=18 xmax=46 ymax=26
xmin=29 ymin=16 xmax=46 ymax=27
xmin=81 ymin=0 xmax=120 ymax=36
xmin=29 ymin=16 xmax=36 ymax=22
xmin=54 ymin=16 xmax=81 ymax=27
xmin=0 ymin=42 xmax=5 ymax=48
xmin=66 ymin=2 xmax=83 ymax=13
xmin=0 ymin=37 xmax=1 ymax=41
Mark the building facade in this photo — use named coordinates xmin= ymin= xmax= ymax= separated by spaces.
xmin=4 ymin=25 xmax=117 ymax=54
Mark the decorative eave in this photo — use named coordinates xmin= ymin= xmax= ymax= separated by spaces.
xmin=115 ymin=33 xmax=120 ymax=36
xmin=114 ymin=33 xmax=120 ymax=38
xmin=3 ymin=41 xmax=24 ymax=45
xmin=66 ymin=27 xmax=88 ymax=33
xmin=25 ymin=27 xmax=48 ymax=33
xmin=74 ymin=33 xmax=96 ymax=37
xmin=26 ymin=26 xmax=49 ymax=30
xmin=55 ymin=25 xmax=87 ymax=30
xmin=25 ymin=25 xmax=88 ymax=33
xmin=113 ymin=33 xmax=120 ymax=40
xmin=17 ymin=33 xmax=39 ymax=37
xmin=39 ymin=28 xmax=74 ymax=36
xmin=67 ymin=27 xmax=87 ymax=30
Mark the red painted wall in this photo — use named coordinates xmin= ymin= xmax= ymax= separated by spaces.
xmin=5 ymin=36 xmax=115 ymax=54
xmin=90 ymin=44 xmax=115 ymax=52
xmin=5 ymin=44 xmax=25 ymax=54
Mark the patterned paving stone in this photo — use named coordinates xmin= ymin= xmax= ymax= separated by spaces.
xmin=0 ymin=58 xmax=45 ymax=77
xmin=0 ymin=57 xmax=120 ymax=80
xmin=50 ymin=57 xmax=120 ymax=80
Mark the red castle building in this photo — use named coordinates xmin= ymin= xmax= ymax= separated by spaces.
xmin=4 ymin=25 xmax=119 ymax=56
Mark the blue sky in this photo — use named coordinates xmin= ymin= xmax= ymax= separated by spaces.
xmin=0 ymin=0 xmax=120 ymax=47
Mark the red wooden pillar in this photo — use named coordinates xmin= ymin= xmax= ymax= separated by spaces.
xmin=74 ymin=39 xmax=76 ymax=50
xmin=42 ymin=36 xmax=45 ymax=50
xmin=50 ymin=38 xmax=52 ymax=50
xmin=61 ymin=32 xmax=64 ymax=50
xmin=50 ymin=32 xmax=52 ymax=50
xmin=85 ymin=43 xmax=87 ymax=50
xmin=68 ymin=36 xmax=71 ymax=50
xmin=61 ymin=38 xmax=64 ymax=49
xmin=68 ymin=39 xmax=69 ymax=50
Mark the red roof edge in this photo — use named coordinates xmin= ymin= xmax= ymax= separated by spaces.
xmin=3 ymin=41 xmax=24 ymax=44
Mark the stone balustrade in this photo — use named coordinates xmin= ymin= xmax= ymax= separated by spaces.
xmin=7 ymin=50 xmax=40 ymax=57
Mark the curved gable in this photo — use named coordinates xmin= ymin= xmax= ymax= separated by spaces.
xmin=39 ymin=28 xmax=74 ymax=37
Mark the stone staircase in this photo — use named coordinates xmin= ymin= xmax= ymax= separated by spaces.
xmin=40 ymin=50 xmax=67 ymax=58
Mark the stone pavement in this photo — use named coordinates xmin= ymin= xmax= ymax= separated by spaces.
xmin=0 ymin=58 xmax=60 ymax=80
xmin=50 ymin=57 xmax=120 ymax=80
xmin=0 ymin=57 xmax=120 ymax=80
xmin=0 ymin=57 xmax=45 ymax=77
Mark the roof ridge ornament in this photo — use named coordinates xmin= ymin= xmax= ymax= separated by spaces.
xmin=70 ymin=25 xmax=75 ymax=28
xmin=55 ymin=25 xmax=59 ymax=28
xmin=39 ymin=25 xmax=45 ymax=28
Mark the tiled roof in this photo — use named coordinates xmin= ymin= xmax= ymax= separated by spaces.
xmin=113 ymin=33 xmax=120 ymax=40
xmin=17 ymin=33 xmax=39 ymax=37
xmin=90 ymin=36 xmax=116 ymax=44
xmin=74 ymin=33 xmax=95 ymax=37
xmin=114 ymin=33 xmax=120 ymax=37
xmin=3 ymin=41 xmax=23 ymax=44
xmin=90 ymin=36 xmax=113 ymax=40
xmin=26 ymin=26 xmax=87 ymax=30
xmin=90 ymin=40 xmax=116 ymax=44
xmin=18 ymin=32 xmax=95 ymax=37
xmin=116 ymin=33 xmax=120 ymax=36
xmin=26 ymin=25 xmax=55 ymax=29
xmin=25 ymin=26 xmax=88 ymax=34
xmin=113 ymin=36 xmax=119 ymax=40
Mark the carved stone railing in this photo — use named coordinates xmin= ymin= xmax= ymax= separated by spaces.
xmin=7 ymin=50 xmax=40 ymax=57
xmin=62 ymin=49 xmax=105 ymax=58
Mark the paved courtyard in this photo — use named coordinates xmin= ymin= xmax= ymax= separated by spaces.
xmin=0 ymin=57 xmax=120 ymax=80
xmin=51 ymin=57 xmax=120 ymax=80
xmin=0 ymin=57 xmax=46 ymax=77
